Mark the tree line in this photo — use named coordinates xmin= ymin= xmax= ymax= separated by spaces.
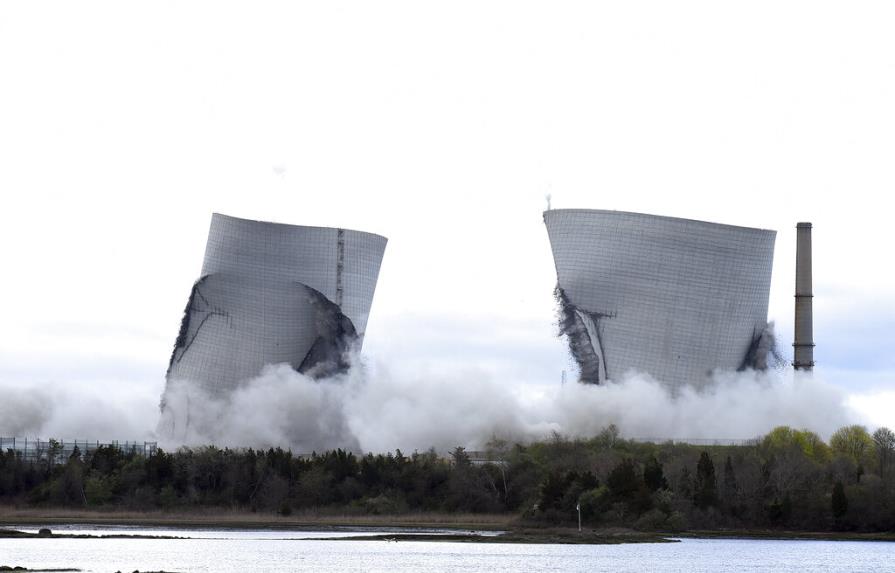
xmin=1 ymin=424 xmax=893 ymax=531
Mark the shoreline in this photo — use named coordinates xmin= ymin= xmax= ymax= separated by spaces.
xmin=0 ymin=528 xmax=182 ymax=540
xmin=0 ymin=526 xmax=671 ymax=545
xmin=313 ymin=529 xmax=677 ymax=544
xmin=2 ymin=509 xmax=893 ymax=544
xmin=678 ymin=529 xmax=895 ymax=543
xmin=0 ymin=508 xmax=510 ymax=531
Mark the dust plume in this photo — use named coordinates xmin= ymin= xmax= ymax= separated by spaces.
xmin=0 ymin=389 xmax=52 ymax=437
xmin=0 ymin=378 xmax=159 ymax=440
xmin=0 ymin=356 xmax=863 ymax=451
xmin=155 ymin=355 xmax=859 ymax=453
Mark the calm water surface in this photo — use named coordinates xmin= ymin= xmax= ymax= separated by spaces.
xmin=1 ymin=525 xmax=893 ymax=572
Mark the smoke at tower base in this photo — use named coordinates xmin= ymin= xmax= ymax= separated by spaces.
xmin=154 ymin=354 xmax=855 ymax=453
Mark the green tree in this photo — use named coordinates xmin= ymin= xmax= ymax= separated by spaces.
xmin=578 ymin=485 xmax=610 ymax=521
xmin=722 ymin=455 xmax=739 ymax=513
xmin=693 ymin=452 xmax=718 ymax=509
xmin=643 ymin=455 xmax=667 ymax=492
xmin=872 ymin=427 xmax=895 ymax=480
xmin=596 ymin=424 xmax=620 ymax=448
xmin=676 ymin=467 xmax=693 ymax=499
xmin=798 ymin=430 xmax=832 ymax=463
xmin=763 ymin=426 xmax=798 ymax=449
xmin=831 ymin=480 xmax=848 ymax=527
xmin=537 ymin=471 xmax=571 ymax=512
xmin=84 ymin=472 xmax=115 ymax=505
xmin=606 ymin=458 xmax=651 ymax=514
xmin=46 ymin=439 xmax=63 ymax=476
xmin=766 ymin=494 xmax=792 ymax=526
xmin=450 ymin=446 xmax=471 ymax=467
xmin=763 ymin=426 xmax=830 ymax=463
xmin=55 ymin=448 xmax=86 ymax=506
xmin=830 ymin=425 xmax=874 ymax=467
xmin=607 ymin=458 xmax=639 ymax=500
xmin=158 ymin=484 xmax=178 ymax=508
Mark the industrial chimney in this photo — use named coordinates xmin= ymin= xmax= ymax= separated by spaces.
xmin=793 ymin=222 xmax=814 ymax=370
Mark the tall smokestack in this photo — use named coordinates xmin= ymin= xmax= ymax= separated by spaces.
xmin=793 ymin=222 xmax=814 ymax=370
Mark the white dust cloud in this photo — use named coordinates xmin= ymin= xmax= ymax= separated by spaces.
xmin=155 ymin=357 xmax=860 ymax=453
xmin=0 ymin=379 xmax=158 ymax=440
xmin=0 ymin=354 xmax=869 ymax=452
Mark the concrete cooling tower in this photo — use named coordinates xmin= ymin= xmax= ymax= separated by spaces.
xmin=163 ymin=213 xmax=387 ymax=397
xmin=544 ymin=209 xmax=776 ymax=388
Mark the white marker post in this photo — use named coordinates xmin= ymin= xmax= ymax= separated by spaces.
xmin=576 ymin=502 xmax=581 ymax=532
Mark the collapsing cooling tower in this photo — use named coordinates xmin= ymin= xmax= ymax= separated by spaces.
xmin=164 ymin=213 xmax=387 ymax=396
xmin=544 ymin=209 xmax=776 ymax=388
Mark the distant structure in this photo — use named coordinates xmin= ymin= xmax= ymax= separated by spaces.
xmin=793 ymin=222 xmax=814 ymax=370
xmin=161 ymin=213 xmax=387 ymax=418
xmin=544 ymin=209 xmax=776 ymax=388
xmin=0 ymin=437 xmax=156 ymax=462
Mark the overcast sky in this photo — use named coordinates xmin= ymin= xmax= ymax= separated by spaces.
xmin=1 ymin=1 xmax=894 ymax=433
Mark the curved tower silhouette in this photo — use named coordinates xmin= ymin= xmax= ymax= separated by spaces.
xmin=544 ymin=209 xmax=776 ymax=388
xmin=160 ymin=213 xmax=387 ymax=439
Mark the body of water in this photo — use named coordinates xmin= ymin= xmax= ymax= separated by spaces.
xmin=1 ymin=525 xmax=893 ymax=572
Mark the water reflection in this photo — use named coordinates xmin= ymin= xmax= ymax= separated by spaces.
xmin=1 ymin=526 xmax=893 ymax=573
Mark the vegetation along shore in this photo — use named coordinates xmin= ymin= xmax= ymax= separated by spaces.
xmin=2 ymin=423 xmax=894 ymax=540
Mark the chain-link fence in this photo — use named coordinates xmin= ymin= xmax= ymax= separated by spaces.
xmin=0 ymin=438 xmax=157 ymax=462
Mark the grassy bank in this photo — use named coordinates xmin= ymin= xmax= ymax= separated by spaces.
xmin=0 ymin=528 xmax=181 ymax=540
xmin=678 ymin=529 xmax=895 ymax=542
xmin=331 ymin=527 xmax=895 ymax=545
xmin=321 ymin=527 xmax=676 ymax=544
xmin=4 ymin=520 xmax=894 ymax=545
xmin=0 ymin=507 xmax=512 ymax=530
xmin=4 ymin=508 xmax=893 ymax=544
xmin=0 ymin=525 xmax=672 ymax=544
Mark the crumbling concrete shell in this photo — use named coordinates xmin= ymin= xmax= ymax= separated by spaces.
xmin=165 ymin=213 xmax=387 ymax=396
xmin=201 ymin=213 xmax=387 ymax=341
xmin=544 ymin=209 xmax=776 ymax=388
